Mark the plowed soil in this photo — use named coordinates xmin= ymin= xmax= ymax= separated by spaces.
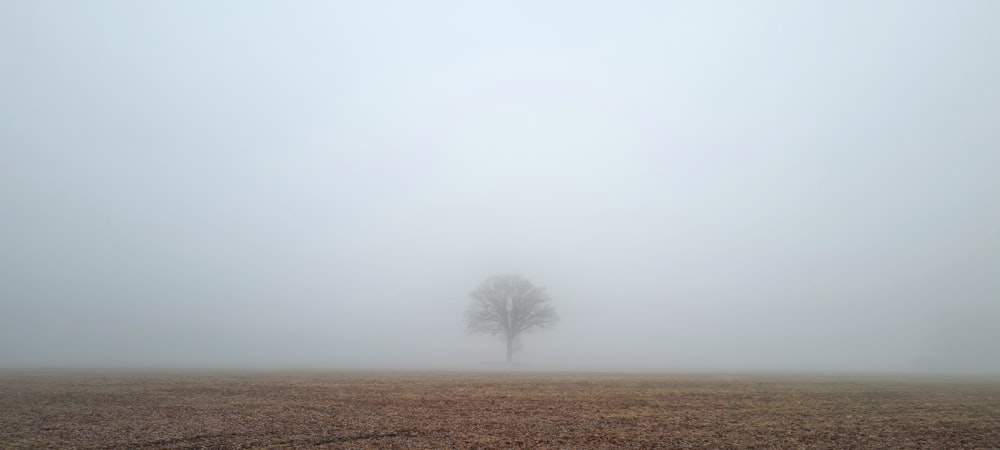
xmin=2 ymin=371 xmax=999 ymax=449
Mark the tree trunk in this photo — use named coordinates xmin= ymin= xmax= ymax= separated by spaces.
xmin=506 ymin=334 xmax=513 ymax=363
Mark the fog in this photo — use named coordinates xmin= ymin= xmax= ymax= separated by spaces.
xmin=2 ymin=1 xmax=998 ymax=374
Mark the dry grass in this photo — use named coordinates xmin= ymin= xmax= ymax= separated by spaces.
xmin=2 ymin=371 xmax=999 ymax=449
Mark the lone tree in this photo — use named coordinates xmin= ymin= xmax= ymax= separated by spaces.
xmin=465 ymin=274 xmax=558 ymax=363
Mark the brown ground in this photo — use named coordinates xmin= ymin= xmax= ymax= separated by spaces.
xmin=2 ymin=371 xmax=999 ymax=449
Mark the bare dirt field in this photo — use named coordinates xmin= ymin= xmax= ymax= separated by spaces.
xmin=2 ymin=371 xmax=999 ymax=449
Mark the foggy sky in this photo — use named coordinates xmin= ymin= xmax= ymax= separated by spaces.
xmin=2 ymin=1 xmax=998 ymax=373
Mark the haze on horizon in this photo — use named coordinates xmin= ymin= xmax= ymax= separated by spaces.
xmin=2 ymin=1 xmax=998 ymax=374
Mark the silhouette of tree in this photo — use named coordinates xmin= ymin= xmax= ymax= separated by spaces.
xmin=466 ymin=274 xmax=558 ymax=363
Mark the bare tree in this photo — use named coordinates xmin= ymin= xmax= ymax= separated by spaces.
xmin=465 ymin=274 xmax=558 ymax=363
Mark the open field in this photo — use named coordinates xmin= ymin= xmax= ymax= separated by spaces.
xmin=2 ymin=371 xmax=999 ymax=449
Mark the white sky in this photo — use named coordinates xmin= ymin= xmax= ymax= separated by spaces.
xmin=2 ymin=1 xmax=999 ymax=373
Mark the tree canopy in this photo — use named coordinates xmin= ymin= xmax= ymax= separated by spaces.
xmin=466 ymin=274 xmax=558 ymax=363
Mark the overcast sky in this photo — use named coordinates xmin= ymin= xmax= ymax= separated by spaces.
xmin=2 ymin=1 xmax=998 ymax=373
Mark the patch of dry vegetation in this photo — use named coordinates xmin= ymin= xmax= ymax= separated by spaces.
xmin=2 ymin=371 xmax=999 ymax=448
